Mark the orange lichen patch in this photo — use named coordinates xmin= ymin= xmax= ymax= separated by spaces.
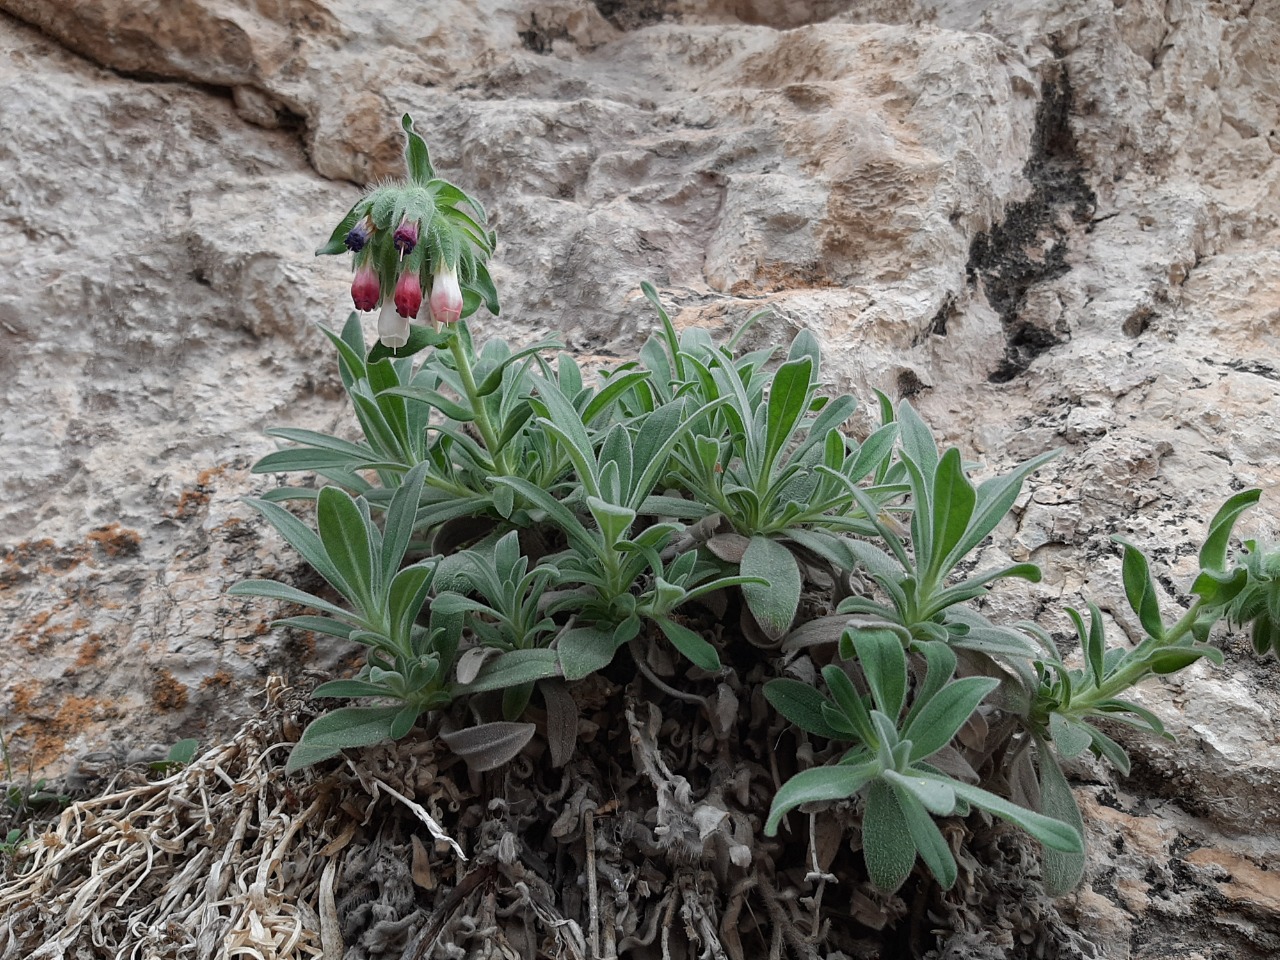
xmin=1 ymin=538 xmax=85 ymax=587
xmin=728 ymin=260 xmax=839 ymax=296
xmin=172 ymin=487 xmax=211 ymax=517
xmin=9 ymin=693 xmax=113 ymax=770
xmin=10 ymin=681 xmax=38 ymax=714
xmin=86 ymin=523 xmax=142 ymax=557
xmin=152 ymin=670 xmax=190 ymax=711
xmin=10 ymin=595 xmax=97 ymax=653
xmin=200 ymin=669 xmax=235 ymax=690
xmin=73 ymin=634 xmax=104 ymax=668
xmin=170 ymin=465 xmax=229 ymax=519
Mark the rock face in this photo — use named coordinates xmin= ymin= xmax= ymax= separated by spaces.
xmin=0 ymin=0 xmax=1277 ymax=954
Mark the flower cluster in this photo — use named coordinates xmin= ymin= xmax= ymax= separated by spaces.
xmin=349 ymin=217 xmax=467 ymax=349
xmin=316 ymin=114 xmax=499 ymax=350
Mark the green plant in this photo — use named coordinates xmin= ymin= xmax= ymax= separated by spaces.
xmin=234 ymin=115 xmax=1277 ymax=906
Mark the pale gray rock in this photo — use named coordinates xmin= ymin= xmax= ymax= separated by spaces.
xmin=0 ymin=0 xmax=1278 ymax=953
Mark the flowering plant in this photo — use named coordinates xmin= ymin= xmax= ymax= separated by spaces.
xmin=233 ymin=116 xmax=1278 ymax=908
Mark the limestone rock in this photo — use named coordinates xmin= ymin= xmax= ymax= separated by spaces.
xmin=0 ymin=0 xmax=1278 ymax=950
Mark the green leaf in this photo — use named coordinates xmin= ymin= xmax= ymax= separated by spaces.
xmin=656 ymin=617 xmax=721 ymax=672
xmin=821 ymin=665 xmax=877 ymax=746
xmin=1113 ymin=537 xmax=1165 ymax=639
xmin=316 ymin=200 xmax=362 ymax=256
xmin=229 ymin=579 xmax=359 ymax=623
xmin=951 ymin=450 xmax=1059 ymax=561
xmin=903 ymin=640 xmax=957 ymax=729
xmin=243 ymin=498 xmax=352 ymax=602
xmin=534 ymin=376 xmax=598 ymax=480
xmin=1084 ymin=724 xmax=1132 ymax=775
xmin=388 ymin=563 xmax=435 ymax=648
xmin=849 ymin=628 xmax=908 ymax=720
xmin=896 ymin=401 xmax=939 ymax=479
xmin=939 ymin=778 xmax=1083 ymax=853
xmin=1048 ymin=713 xmax=1093 ymax=759
xmin=312 ymin=679 xmax=395 ymax=698
xmin=558 ymin=625 xmax=627 ymax=681
xmin=166 ymin=738 xmax=199 ymax=765
xmin=1142 ymin=644 xmax=1221 ymax=674
xmin=383 ymin=385 xmax=475 ymax=422
xmin=318 ymin=486 xmax=376 ymax=612
xmin=1037 ymin=746 xmax=1086 ymax=894
xmin=882 ymin=768 xmax=955 ymax=815
xmin=904 ymin=676 xmax=999 ymax=762
xmin=931 ymin=447 xmax=977 ymax=577
xmin=741 ymin=536 xmax=801 ymax=639
xmin=863 ymin=779 xmax=917 ymax=893
xmin=401 ymin=113 xmax=435 ymax=182
xmin=475 ymin=341 xmax=559 ymax=397
xmin=763 ymin=358 xmax=814 ymax=479
xmin=587 ymin=496 xmax=636 ymax=549
xmin=380 ymin=461 xmax=429 ymax=584
xmin=271 ymin=615 xmax=355 ymax=640
xmin=764 ymin=761 xmax=878 ymax=835
xmin=763 ymin=679 xmax=847 ymax=739
xmin=492 ymin=477 xmax=598 ymax=557
xmin=285 ymin=706 xmax=402 ymax=772
xmin=1199 ymin=489 xmax=1261 ymax=572
xmin=457 ymin=649 xmax=560 ymax=694
xmin=893 ymin=781 xmax=958 ymax=889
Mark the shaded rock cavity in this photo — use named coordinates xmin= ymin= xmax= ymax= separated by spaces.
xmin=968 ymin=63 xmax=1096 ymax=384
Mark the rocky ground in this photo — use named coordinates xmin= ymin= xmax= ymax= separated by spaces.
xmin=1 ymin=1 xmax=1278 ymax=957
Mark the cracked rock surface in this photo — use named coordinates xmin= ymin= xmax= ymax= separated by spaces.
xmin=1 ymin=0 xmax=1278 ymax=956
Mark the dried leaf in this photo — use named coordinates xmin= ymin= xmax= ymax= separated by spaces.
xmin=455 ymin=646 xmax=499 ymax=685
xmin=541 ymin=678 xmax=579 ymax=769
xmin=440 ymin=721 xmax=537 ymax=772
xmin=706 ymin=532 xmax=751 ymax=564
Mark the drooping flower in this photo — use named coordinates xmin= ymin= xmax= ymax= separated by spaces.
xmin=393 ymin=219 xmax=419 ymax=256
xmin=378 ymin=297 xmax=410 ymax=349
xmin=430 ymin=263 xmax=463 ymax=325
xmin=344 ymin=215 xmax=375 ymax=252
xmin=350 ymin=264 xmax=380 ymax=312
xmin=394 ymin=268 xmax=423 ymax=319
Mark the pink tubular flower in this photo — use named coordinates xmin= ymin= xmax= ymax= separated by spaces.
xmin=350 ymin=264 xmax=380 ymax=312
xmin=394 ymin=268 xmax=423 ymax=319
xmin=378 ymin=298 xmax=409 ymax=349
xmin=393 ymin=219 xmax=419 ymax=256
xmin=430 ymin=264 xmax=463 ymax=325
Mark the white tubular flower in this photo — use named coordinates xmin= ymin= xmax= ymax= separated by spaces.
xmin=377 ymin=297 xmax=410 ymax=348
xmin=430 ymin=263 xmax=463 ymax=326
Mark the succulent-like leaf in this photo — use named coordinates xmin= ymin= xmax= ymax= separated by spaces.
xmin=763 ymin=761 xmax=878 ymax=836
xmin=741 ymin=536 xmax=801 ymax=639
xmin=656 ymin=617 xmax=721 ymax=672
xmin=1114 ymin=537 xmax=1165 ymax=639
xmin=904 ymin=677 xmax=999 ymax=762
xmin=285 ymin=706 xmax=402 ymax=772
xmin=1037 ymin=746 xmax=1086 ymax=894
xmin=863 ymin=779 xmax=916 ymax=893
xmin=764 ymin=679 xmax=848 ymax=739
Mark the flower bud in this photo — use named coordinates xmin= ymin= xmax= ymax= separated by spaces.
xmin=430 ymin=264 xmax=463 ymax=325
xmin=350 ymin=265 xmax=380 ymax=312
xmin=378 ymin=298 xmax=410 ymax=349
xmin=394 ymin=269 xmax=423 ymax=319
xmin=393 ymin=219 xmax=419 ymax=256
xmin=344 ymin=215 xmax=375 ymax=253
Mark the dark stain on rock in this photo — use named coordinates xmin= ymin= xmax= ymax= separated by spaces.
xmin=967 ymin=64 xmax=1096 ymax=383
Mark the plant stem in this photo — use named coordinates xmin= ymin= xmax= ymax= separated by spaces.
xmin=1070 ymin=599 xmax=1208 ymax=711
xmin=449 ymin=331 xmax=511 ymax=476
